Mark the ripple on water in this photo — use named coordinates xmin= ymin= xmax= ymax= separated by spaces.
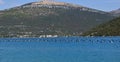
xmin=0 ymin=37 xmax=120 ymax=62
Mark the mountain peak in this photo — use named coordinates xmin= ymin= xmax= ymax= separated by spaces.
xmin=0 ymin=0 xmax=114 ymax=37
xmin=35 ymin=0 xmax=76 ymax=6
xmin=22 ymin=0 xmax=82 ymax=8
xmin=32 ymin=1 xmax=67 ymax=5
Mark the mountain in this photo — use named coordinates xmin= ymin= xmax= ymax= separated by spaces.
xmin=83 ymin=17 xmax=120 ymax=36
xmin=0 ymin=1 xmax=114 ymax=37
xmin=110 ymin=8 xmax=120 ymax=17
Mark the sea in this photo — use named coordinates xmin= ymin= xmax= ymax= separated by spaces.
xmin=0 ymin=37 xmax=120 ymax=62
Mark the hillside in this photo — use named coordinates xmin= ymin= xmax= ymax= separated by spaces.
xmin=0 ymin=1 xmax=114 ymax=37
xmin=110 ymin=8 xmax=120 ymax=17
xmin=83 ymin=17 xmax=120 ymax=36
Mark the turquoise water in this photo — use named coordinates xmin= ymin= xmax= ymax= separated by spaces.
xmin=0 ymin=37 xmax=120 ymax=62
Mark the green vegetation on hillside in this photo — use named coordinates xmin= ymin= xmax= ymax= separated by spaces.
xmin=0 ymin=4 xmax=114 ymax=37
xmin=83 ymin=17 xmax=120 ymax=36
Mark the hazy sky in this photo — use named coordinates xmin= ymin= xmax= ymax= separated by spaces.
xmin=0 ymin=0 xmax=120 ymax=11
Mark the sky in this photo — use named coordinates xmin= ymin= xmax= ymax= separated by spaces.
xmin=0 ymin=0 xmax=120 ymax=11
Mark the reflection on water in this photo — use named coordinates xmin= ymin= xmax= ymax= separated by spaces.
xmin=0 ymin=37 xmax=120 ymax=62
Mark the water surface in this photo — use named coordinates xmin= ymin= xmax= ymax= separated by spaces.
xmin=0 ymin=37 xmax=120 ymax=62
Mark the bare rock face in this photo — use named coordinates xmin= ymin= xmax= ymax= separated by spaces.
xmin=31 ymin=0 xmax=81 ymax=8
xmin=33 ymin=0 xmax=65 ymax=5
